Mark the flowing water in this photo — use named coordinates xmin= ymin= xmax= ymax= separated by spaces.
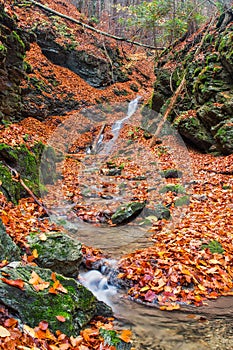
xmin=79 ymin=249 xmax=233 ymax=350
xmin=46 ymin=97 xmax=233 ymax=349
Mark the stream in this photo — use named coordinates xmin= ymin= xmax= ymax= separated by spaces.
xmin=44 ymin=98 xmax=233 ymax=349
xmin=78 ymin=237 xmax=233 ymax=350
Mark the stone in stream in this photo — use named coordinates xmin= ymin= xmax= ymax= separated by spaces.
xmin=111 ymin=201 xmax=146 ymax=225
xmin=0 ymin=264 xmax=112 ymax=336
xmin=27 ymin=231 xmax=82 ymax=277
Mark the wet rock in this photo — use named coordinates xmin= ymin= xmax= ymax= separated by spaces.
xmin=159 ymin=168 xmax=183 ymax=179
xmin=144 ymin=203 xmax=170 ymax=220
xmin=0 ymin=219 xmax=21 ymax=262
xmin=27 ymin=232 xmax=82 ymax=277
xmin=0 ymin=264 xmax=112 ymax=336
xmin=111 ymin=202 xmax=146 ymax=225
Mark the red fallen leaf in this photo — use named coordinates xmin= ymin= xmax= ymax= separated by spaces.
xmin=144 ymin=290 xmax=156 ymax=302
xmin=56 ymin=315 xmax=66 ymax=322
xmin=39 ymin=320 xmax=49 ymax=331
xmin=1 ymin=278 xmax=24 ymax=290
xmin=4 ymin=318 xmax=18 ymax=328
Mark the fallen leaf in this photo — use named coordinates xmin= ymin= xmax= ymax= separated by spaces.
xmin=0 ymin=325 xmax=11 ymax=337
xmin=119 ymin=329 xmax=132 ymax=343
xmin=56 ymin=315 xmax=66 ymax=322
xmin=1 ymin=278 xmax=24 ymax=290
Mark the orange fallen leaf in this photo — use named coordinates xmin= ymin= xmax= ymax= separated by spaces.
xmin=119 ymin=329 xmax=132 ymax=343
xmin=1 ymin=278 xmax=24 ymax=290
xmin=56 ymin=315 xmax=66 ymax=322
xmin=39 ymin=320 xmax=49 ymax=331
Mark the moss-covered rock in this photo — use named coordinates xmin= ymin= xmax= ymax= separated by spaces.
xmin=0 ymin=219 xmax=21 ymax=262
xmin=174 ymin=195 xmax=190 ymax=207
xmin=111 ymin=202 xmax=146 ymax=225
xmin=0 ymin=142 xmax=57 ymax=203
xmin=144 ymin=203 xmax=170 ymax=220
xmin=27 ymin=232 xmax=82 ymax=277
xmin=0 ymin=3 xmax=29 ymax=122
xmin=214 ymin=118 xmax=233 ymax=154
xmin=174 ymin=113 xmax=214 ymax=151
xmin=159 ymin=184 xmax=186 ymax=194
xmin=159 ymin=168 xmax=183 ymax=179
xmin=0 ymin=264 xmax=112 ymax=336
xmin=150 ymin=17 xmax=233 ymax=154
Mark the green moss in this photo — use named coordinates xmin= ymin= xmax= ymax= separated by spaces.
xmin=174 ymin=195 xmax=190 ymax=207
xmin=0 ymin=44 xmax=6 ymax=52
xmin=159 ymin=184 xmax=186 ymax=194
xmin=11 ymin=30 xmax=25 ymax=50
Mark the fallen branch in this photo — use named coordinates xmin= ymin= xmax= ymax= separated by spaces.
xmin=7 ymin=165 xmax=50 ymax=216
xmin=91 ymin=123 xmax=106 ymax=154
xmin=26 ymin=0 xmax=165 ymax=50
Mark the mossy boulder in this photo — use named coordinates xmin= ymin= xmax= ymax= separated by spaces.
xmin=159 ymin=168 xmax=183 ymax=179
xmin=174 ymin=114 xmax=214 ymax=151
xmin=27 ymin=232 xmax=82 ymax=277
xmin=0 ymin=219 xmax=21 ymax=262
xmin=0 ymin=264 xmax=112 ymax=336
xmin=111 ymin=202 xmax=146 ymax=225
xmin=0 ymin=142 xmax=57 ymax=203
xmin=144 ymin=203 xmax=170 ymax=220
xmin=174 ymin=195 xmax=190 ymax=207
xmin=150 ymin=17 xmax=233 ymax=154
xmin=159 ymin=184 xmax=186 ymax=194
xmin=214 ymin=118 xmax=233 ymax=154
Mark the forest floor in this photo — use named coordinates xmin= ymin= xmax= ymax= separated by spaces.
xmin=0 ymin=0 xmax=233 ymax=349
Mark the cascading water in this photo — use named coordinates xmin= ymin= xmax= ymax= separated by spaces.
xmin=41 ymin=96 xmax=233 ymax=350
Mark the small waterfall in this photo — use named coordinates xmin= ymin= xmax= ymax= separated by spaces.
xmin=79 ymin=269 xmax=117 ymax=307
xmin=99 ymin=95 xmax=142 ymax=155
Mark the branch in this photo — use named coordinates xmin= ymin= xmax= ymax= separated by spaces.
xmin=26 ymin=0 xmax=165 ymax=50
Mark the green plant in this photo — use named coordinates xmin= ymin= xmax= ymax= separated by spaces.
xmin=99 ymin=328 xmax=121 ymax=347
xmin=201 ymin=240 xmax=224 ymax=254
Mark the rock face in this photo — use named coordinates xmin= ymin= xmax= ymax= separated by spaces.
xmin=151 ymin=18 xmax=233 ymax=154
xmin=0 ymin=4 xmax=29 ymax=122
xmin=27 ymin=232 xmax=82 ymax=277
xmin=0 ymin=220 xmax=21 ymax=262
xmin=0 ymin=264 xmax=112 ymax=336
xmin=35 ymin=26 xmax=128 ymax=88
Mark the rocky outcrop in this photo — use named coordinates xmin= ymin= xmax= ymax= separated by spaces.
xmin=0 ymin=4 xmax=29 ymax=123
xmin=0 ymin=264 xmax=112 ymax=336
xmin=151 ymin=18 xmax=233 ymax=154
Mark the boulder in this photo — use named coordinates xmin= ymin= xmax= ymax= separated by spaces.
xmin=27 ymin=232 xmax=82 ymax=277
xmin=111 ymin=202 xmax=146 ymax=225
xmin=0 ymin=264 xmax=112 ymax=336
